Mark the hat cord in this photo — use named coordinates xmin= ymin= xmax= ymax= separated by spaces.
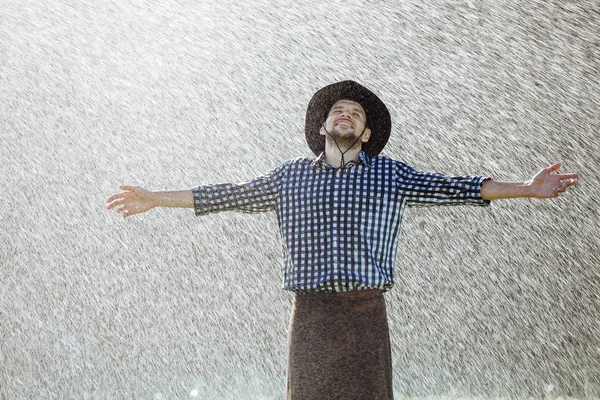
xmin=322 ymin=123 xmax=368 ymax=170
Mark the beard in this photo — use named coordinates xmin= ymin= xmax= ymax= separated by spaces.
xmin=326 ymin=126 xmax=365 ymax=150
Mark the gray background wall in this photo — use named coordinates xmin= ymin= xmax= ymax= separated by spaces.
xmin=1 ymin=0 xmax=598 ymax=398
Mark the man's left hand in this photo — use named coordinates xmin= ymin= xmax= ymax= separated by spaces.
xmin=527 ymin=162 xmax=579 ymax=198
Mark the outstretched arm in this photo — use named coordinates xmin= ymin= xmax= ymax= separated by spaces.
xmin=105 ymin=186 xmax=193 ymax=218
xmin=105 ymin=161 xmax=288 ymax=218
xmin=481 ymin=162 xmax=579 ymax=201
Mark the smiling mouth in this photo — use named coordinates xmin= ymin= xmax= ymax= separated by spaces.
xmin=335 ymin=120 xmax=353 ymax=129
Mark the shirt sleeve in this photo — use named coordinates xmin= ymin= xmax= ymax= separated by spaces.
xmin=394 ymin=161 xmax=492 ymax=207
xmin=192 ymin=162 xmax=288 ymax=216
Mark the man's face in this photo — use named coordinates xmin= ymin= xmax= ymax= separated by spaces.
xmin=319 ymin=100 xmax=371 ymax=148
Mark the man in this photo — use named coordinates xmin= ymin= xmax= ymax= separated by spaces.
xmin=105 ymin=81 xmax=578 ymax=399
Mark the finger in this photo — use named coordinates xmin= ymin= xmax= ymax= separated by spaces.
xmin=105 ymin=193 xmax=123 ymax=203
xmin=120 ymin=185 xmax=137 ymax=192
xmin=558 ymin=173 xmax=579 ymax=180
xmin=564 ymin=179 xmax=578 ymax=188
xmin=106 ymin=199 xmax=124 ymax=210
xmin=547 ymin=162 xmax=562 ymax=173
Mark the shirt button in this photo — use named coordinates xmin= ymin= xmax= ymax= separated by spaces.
xmin=333 ymin=191 xmax=338 ymax=196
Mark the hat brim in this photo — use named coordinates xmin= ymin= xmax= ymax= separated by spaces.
xmin=305 ymin=81 xmax=391 ymax=157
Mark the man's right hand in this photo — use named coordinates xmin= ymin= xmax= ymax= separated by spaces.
xmin=105 ymin=185 xmax=158 ymax=218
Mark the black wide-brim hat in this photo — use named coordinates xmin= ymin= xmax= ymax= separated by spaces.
xmin=305 ymin=80 xmax=391 ymax=157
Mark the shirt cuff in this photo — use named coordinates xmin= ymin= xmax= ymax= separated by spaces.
xmin=475 ymin=176 xmax=492 ymax=206
xmin=192 ymin=187 xmax=209 ymax=216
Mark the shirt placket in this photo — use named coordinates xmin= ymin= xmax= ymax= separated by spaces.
xmin=331 ymin=168 xmax=343 ymax=291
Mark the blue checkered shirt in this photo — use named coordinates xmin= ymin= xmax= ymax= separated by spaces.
xmin=193 ymin=151 xmax=491 ymax=293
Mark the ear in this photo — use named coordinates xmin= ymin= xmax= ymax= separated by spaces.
xmin=361 ymin=128 xmax=372 ymax=143
xmin=319 ymin=125 xmax=326 ymax=136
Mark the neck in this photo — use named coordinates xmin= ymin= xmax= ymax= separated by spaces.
xmin=323 ymin=141 xmax=362 ymax=168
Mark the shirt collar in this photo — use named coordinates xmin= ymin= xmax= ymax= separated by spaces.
xmin=310 ymin=150 xmax=372 ymax=169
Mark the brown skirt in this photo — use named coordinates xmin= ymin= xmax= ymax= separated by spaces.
xmin=285 ymin=289 xmax=394 ymax=400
